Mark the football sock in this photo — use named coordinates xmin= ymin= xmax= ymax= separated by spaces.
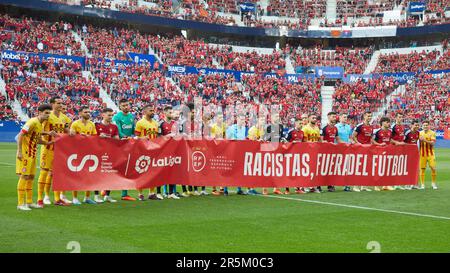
xmin=37 ymin=169 xmax=48 ymax=201
xmin=44 ymin=173 xmax=52 ymax=197
xmin=26 ymin=180 xmax=33 ymax=204
xmin=420 ymin=168 xmax=426 ymax=185
xmin=17 ymin=177 xmax=27 ymax=206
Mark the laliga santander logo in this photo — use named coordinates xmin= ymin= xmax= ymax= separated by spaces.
xmin=67 ymin=154 xmax=99 ymax=172
xmin=192 ymin=151 xmax=206 ymax=172
xmin=135 ymin=155 xmax=151 ymax=174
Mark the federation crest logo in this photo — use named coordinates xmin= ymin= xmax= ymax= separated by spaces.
xmin=192 ymin=151 xmax=206 ymax=172
xmin=135 ymin=155 xmax=151 ymax=174
xmin=67 ymin=154 xmax=99 ymax=172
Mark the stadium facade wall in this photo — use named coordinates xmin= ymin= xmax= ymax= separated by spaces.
xmin=1 ymin=0 xmax=449 ymax=38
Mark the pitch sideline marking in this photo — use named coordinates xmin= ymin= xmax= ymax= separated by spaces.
xmin=260 ymin=194 xmax=450 ymax=220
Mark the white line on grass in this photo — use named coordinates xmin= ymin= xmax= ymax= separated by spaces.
xmin=260 ymin=194 xmax=450 ymax=221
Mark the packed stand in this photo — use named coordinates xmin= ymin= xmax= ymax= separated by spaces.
xmin=0 ymin=58 xmax=104 ymax=121
xmin=78 ymin=24 xmax=150 ymax=60
xmin=387 ymin=73 xmax=449 ymax=131
xmin=214 ymin=47 xmax=287 ymax=73
xmin=0 ymin=95 xmax=17 ymax=121
xmin=374 ymin=49 xmax=442 ymax=73
xmin=290 ymin=45 xmax=374 ymax=75
xmin=0 ymin=14 xmax=84 ymax=56
xmin=89 ymin=61 xmax=181 ymax=116
xmin=332 ymin=77 xmax=400 ymax=122
xmin=151 ymin=36 xmax=222 ymax=68
xmin=240 ymin=74 xmax=322 ymax=125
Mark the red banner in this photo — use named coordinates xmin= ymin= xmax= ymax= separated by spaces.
xmin=53 ymin=135 xmax=420 ymax=191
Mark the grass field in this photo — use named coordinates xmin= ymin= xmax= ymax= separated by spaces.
xmin=0 ymin=142 xmax=449 ymax=253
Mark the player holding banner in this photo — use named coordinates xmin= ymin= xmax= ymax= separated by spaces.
xmin=38 ymin=96 xmax=72 ymax=207
xmin=351 ymin=111 xmax=373 ymax=192
xmin=113 ymin=99 xmax=136 ymax=201
xmin=16 ymin=104 xmax=55 ymax=211
xmin=321 ymin=111 xmax=343 ymax=192
xmin=372 ymin=116 xmax=394 ymax=191
xmin=286 ymin=116 xmax=305 ymax=194
xmin=69 ymin=106 xmax=98 ymax=205
xmin=419 ymin=121 xmax=438 ymax=190
xmin=404 ymin=120 xmax=421 ymax=190
xmin=94 ymin=108 xmax=119 ymax=203
xmin=135 ymin=104 xmax=162 ymax=201
xmin=391 ymin=112 xmax=407 ymax=190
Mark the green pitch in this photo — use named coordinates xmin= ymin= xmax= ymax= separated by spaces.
xmin=0 ymin=142 xmax=449 ymax=253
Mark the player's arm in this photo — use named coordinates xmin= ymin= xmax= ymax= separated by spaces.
xmin=134 ymin=123 xmax=148 ymax=139
xmin=16 ymin=131 xmax=24 ymax=160
xmin=37 ymin=136 xmax=54 ymax=146
xmin=390 ymin=138 xmax=405 ymax=145
xmin=351 ymin=129 xmax=359 ymax=144
xmin=320 ymin=126 xmax=325 ymax=142
xmin=335 ymin=134 xmax=343 ymax=144
xmin=371 ymin=132 xmax=385 ymax=146
xmin=113 ymin=115 xmax=125 ymax=138
xmin=40 ymin=121 xmax=57 ymax=137
xmin=69 ymin=123 xmax=77 ymax=136
xmin=112 ymin=125 xmax=120 ymax=140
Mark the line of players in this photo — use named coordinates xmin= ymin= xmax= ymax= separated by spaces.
xmin=15 ymin=97 xmax=438 ymax=210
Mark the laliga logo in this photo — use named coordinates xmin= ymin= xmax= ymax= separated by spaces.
xmin=192 ymin=151 xmax=206 ymax=172
xmin=67 ymin=154 xmax=99 ymax=172
xmin=135 ymin=155 xmax=151 ymax=174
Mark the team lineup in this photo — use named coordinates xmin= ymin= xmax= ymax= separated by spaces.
xmin=15 ymin=97 xmax=438 ymax=211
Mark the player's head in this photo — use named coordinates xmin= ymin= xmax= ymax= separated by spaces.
xmin=257 ymin=114 xmax=266 ymax=126
xmin=142 ymin=104 xmax=155 ymax=119
xmin=308 ymin=114 xmax=317 ymax=125
xmin=172 ymin=109 xmax=180 ymax=121
xmin=215 ymin=112 xmax=224 ymax=124
xmin=395 ymin=112 xmax=403 ymax=124
xmin=61 ymin=102 xmax=67 ymax=114
xmin=271 ymin=111 xmax=280 ymax=124
xmin=410 ymin=119 xmax=420 ymax=132
xmin=49 ymin=96 xmax=62 ymax=112
xmin=422 ymin=120 xmax=430 ymax=131
xmin=79 ymin=106 xmax=91 ymax=120
xmin=363 ymin=111 xmax=372 ymax=124
xmin=237 ymin=114 xmax=246 ymax=126
xmin=295 ymin=117 xmax=302 ymax=129
xmin=339 ymin=113 xmax=348 ymax=124
xmin=37 ymin=104 xmax=52 ymax=120
xmin=102 ymin=108 xmax=114 ymax=123
xmin=380 ymin=116 xmax=390 ymax=129
xmin=327 ymin=111 xmax=337 ymax=125
xmin=163 ymin=105 xmax=173 ymax=121
xmin=187 ymin=102 xmax=195 ymax=121
xmin=301 ymin=113 xmax=308 ymax=125
xmin=119 ymin=99 xmax=130 ymax=114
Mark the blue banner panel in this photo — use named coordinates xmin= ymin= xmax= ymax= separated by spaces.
xmin=409 ymin=2 xmax=426 ymax=13
xmin=239 ymin=2 xmax=256 ymax=12
xmin=1 ymin=50 xmax=86 ymax=67
xmin=315 ymin=66 xmax=344 ymax=78
xmin=373 ymin=72 xmax=416 ymax=84
xmin=342 ymin=74 xmax=373 ymax=83
xmin=127 ymin=52 xmax=159 ymax=65
xmin=0 ymin=121 xmax=23 ymax=142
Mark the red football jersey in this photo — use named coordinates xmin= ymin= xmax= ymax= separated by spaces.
xmin=374 ymin=128 xmax=392 ymax=145
xmin=286 ymin=129 xmax=304 ymax=142
xmin=404 ymin=130 xmax=420 ymax=144
xmin=354 ymin=123 xmax=373 ymax=144
xmin=321 ymin=124 xmax=338 ymax=143
xmin=95 ymin=122 xmax=119 ymax=138
xmin=159 ymin=120 xmax=175 ymax=136
xmin=391 ymin=124 xmax=405 ymax=142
